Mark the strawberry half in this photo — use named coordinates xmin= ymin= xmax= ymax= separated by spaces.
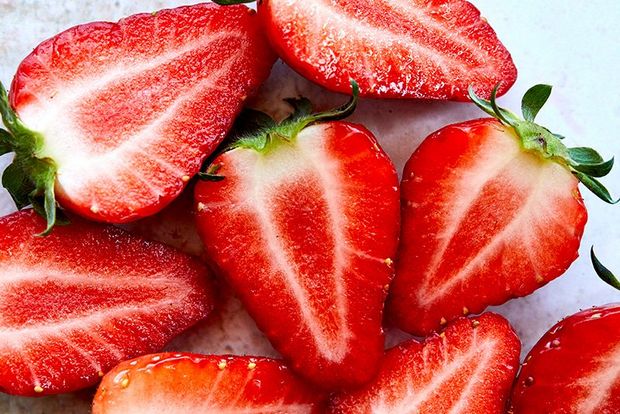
xmin=0 ymin=210 xmax=214 ymax=396
xmin=0 ymin=3 xmax=275 ymax=232
xmin=511 ymin=304 xmax=620 ymax=413
xmin=389 ymin=85 xmax=616 ymax=336
xmin=216 ymin=0 xmax=516 ymax=100
xmin=93 ymin=353 xmax=327 ymax=413
xmin=328 ymin=313 xmax=520 ymax=413
xmin=194 ymin=82 xmax=400 ymax=390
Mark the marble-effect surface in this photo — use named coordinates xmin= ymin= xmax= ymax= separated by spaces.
xmin=1 ymin=0 xmax=619 ymax=412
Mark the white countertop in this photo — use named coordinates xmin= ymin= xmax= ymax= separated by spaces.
xmin=1 ymin=1 xmax=619 ymax=412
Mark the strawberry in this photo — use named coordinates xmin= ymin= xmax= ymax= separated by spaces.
xmin=194 ymin=82 xmax=400 ymax=390
xmin=328 ymin=313 xmax=520 ymax=413
xmin=215 ymin=0 xmax=516 ymax=101
xmin=510 ymin=304 xmax=620 ymax=413
xmin=388 ymin=85 xmax=616 ymax=336
xmin=0 ymin=209 xmax=214 ymax=396
xmin=92 ymin=353 xmax=327 ymax=413
xmin=0 ymin=3 xmax=275 ymax=232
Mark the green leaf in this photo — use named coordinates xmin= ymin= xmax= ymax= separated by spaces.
xmin=521 ymin=84 xmax=552 ymax=122
xmin=591 ymin=247 xmax=620 ymax=290
xmin=568 ymin=147 xmax=604 ymax=164
xmin=573 ymin=171 xmax=619 ymax=204
xmin=489 ymin=84 xmax=513 ymax=126
xmin=283 ymin=97 xmax=314 ymax=122
xmin=2 ymin=162 xmax=33 ymax=209
xmin=572 ymin=157 xmax=614 ymax=178
xmin=0 ymin=129 xmax=12 ymax=155
xmin=232 ymin=108 xmax=276 ymax=137
xmin=308 ymin=79 xmax=360 ymax=124
xmin=467 ymin=84 xmax=520 ymax=126
xmin=198 ymin=163 xmax=225 ymax=182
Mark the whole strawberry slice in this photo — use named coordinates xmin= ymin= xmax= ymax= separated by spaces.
xmin=511 ymin=304 xmax=620 ymax=413
xmin=0 ymin=3 xmax=275 ymax=233
xmin=328 ymin=313 xmax=520 ymax=413
xmin=389 ymin=85 xmax=616 ymax=336
xmin=215 ymin=0 xmax=516 ymax=100
xmin=93 ymin=353 xmax=327 ymax=413
xmin=194 ymin=82 xmax=400 ymax=390
xmin=0 ymin=209 xmax=214 ymax=396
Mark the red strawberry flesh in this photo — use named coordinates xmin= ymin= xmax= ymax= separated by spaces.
xmin=511 ymin=304 xmax=620 ymax=413
xmin=259 ymin=0 xmax=516 ymax=100
xmin=195 ymin=121 xmax=400 ymax=390
xmin=0 ymin=210 xmax=214 ymax=396
xmin=8 ymin=3 xmax=275 ymax=223
xmin=93 ymin=353 xmax=327 ymax=413
xmin=389 ymin=118 xmax=587 ymax=335
xmin=328 ymin=313 xmax=520 ymax=413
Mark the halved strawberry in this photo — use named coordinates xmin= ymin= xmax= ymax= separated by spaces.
xmin=510 ymin=304 xmax=620 ymax=414
xmin=389 ymin=85 xmax=616 ymax=336
xmin=93 ymin=353 xmax=327 ymax=413
xmin=0 ymin=209 xmax=214 ymax=396
xmin=0 ymin=3 xmax=275 ymax=232
xmin=328 ymin=313 xmax=520 ymax=413
xmin=194 ymin=83 xmax=400 ymax=390
xmin=216 ymin=0 xmax=516 ymax=100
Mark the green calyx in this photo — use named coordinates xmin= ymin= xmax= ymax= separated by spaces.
xmin=469 ymin=84 xmax=617 ymax=204
xmin=0 ymin=81 xmax=61 ymax=235
xmin=591 ymin=247 xmax=620 ymax=291
xmin=231 ymin=79 xmax=359 ymax=154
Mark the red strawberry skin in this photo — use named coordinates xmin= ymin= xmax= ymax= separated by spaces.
xmin=388 ymin=118 xmax=587 ymax=336
xmin=258 ymin=0 xmax=516 ymax=100
xmin=93 ymin=353 xmax=327 ymax=413
xmin=194 ymin=122 xmax=400 ymax=390
xmin=0 ymin=210 xmax=214 ymax=396
xmin=511 ymin=304 xmax=620 ymax=414
xmin=328 ymin=313 xmax=520 ymax=413
xmin=9 ymin=3 xmax=275 ymax=223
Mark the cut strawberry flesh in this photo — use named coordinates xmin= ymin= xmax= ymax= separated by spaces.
xmin=328 ymin=313 xmax=521 ymax=413
xmin=93 ymin=353 xmax=327 ymax=413
xmin=260 ymin=0 xmax=516 ymax=100
xmin=10 ymin=4 xmax=275 ymax=223
xmin=511 ymin=304 xmax=620 ymax=413
xmin=0 ymin=210 xmax=214 ymax=396
xmin=389 ymin=119 xmax=587 ymax=335
xmin=195 ymin=122 xmax=400 ymax=389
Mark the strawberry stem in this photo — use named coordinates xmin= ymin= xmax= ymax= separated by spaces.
xmin=0 ymin=82 xmax=61 ymax=234
xmin=469 ymin=84 xmax=618 ymax=204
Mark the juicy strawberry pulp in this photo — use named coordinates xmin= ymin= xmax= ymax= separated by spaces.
xmin=259 ymin=0 xmax=516 ymax=100
xmin=389 ymin=118 xmax=587 ymax=336
xmin=195 ymin=122 xmax=400 ymax=390
xmin=0 ymin=210 xmax=214 ymax=396
xmin=328 ymin=313 xmax=520 ymax=413
xmin=511 ymin=304 xmax=620 ymax=414
xmin=9 ymin=3 xmax=275 ymax=223
xmin=93 ymin=353 xmax=327 ymax=413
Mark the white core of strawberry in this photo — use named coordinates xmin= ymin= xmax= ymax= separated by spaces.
xmin=415 ymin=124 xmax=579 ymax=308
xmin=225 ymin=124 xmax=355 ymax=363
